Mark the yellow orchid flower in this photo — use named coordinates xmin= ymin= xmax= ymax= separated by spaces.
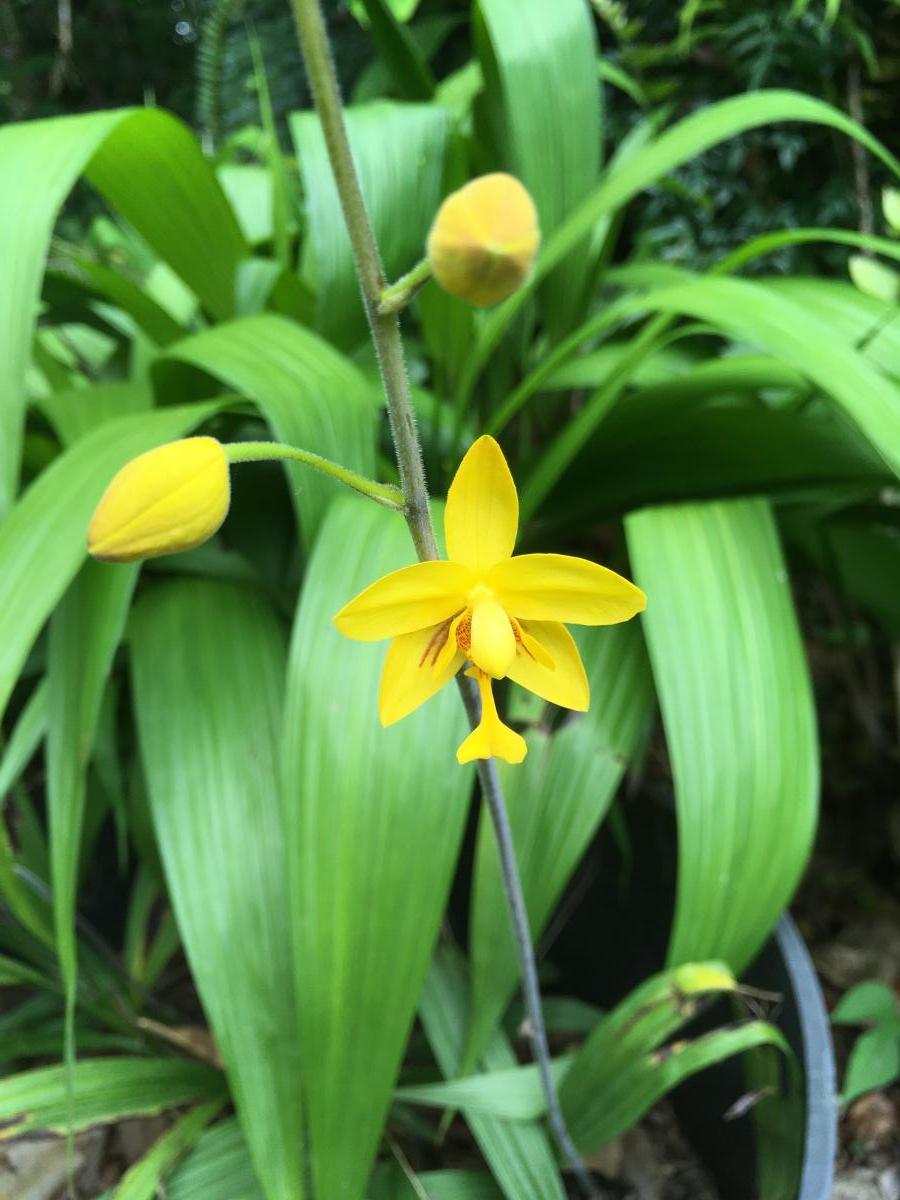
xmin=334 ymin=436 xmax=646 ymax=765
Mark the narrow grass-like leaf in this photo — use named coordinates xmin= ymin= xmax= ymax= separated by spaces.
xmin=626 ymin=500 xmax=818 ymax=971
xmin=282 ymin=499 xmax=470 ymax=1200
xmin=419 ymin=947 xmax=566 ymax=1200
xmin=0 ymin=109 xmax=244 ymax=513
xmin=0 ymin=400 xmax=222 ymax=726
xmin=397 ymin=1058 xmax=571 ymax=1120
xmin=112 ymin=1100 xmax=223 ymax=1200
xmin=0 ymin=679 xmax=47 ymax=802
xmin=290 ymin=102 xmax=448 ymax=346
xmin=370 ymin=1167 xmax=503 ymax=1200
xmin=476 ymin=0 xmax=600 ymax=332
xmin=131 ymin=580 xmax=304 ymax=1200
xmin=465 ymin=623 xmax=653 ymax=1067
xmin=159 ymin=315 xmax=378 ymax=544
xmin=461 ymin=89 xmax=900 ymax=402
xmin=0 ymin=1058 xmax=225 ymax=1138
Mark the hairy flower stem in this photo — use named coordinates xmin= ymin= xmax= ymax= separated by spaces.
xmin=289 ymin=2 xmax=598 ymax=1194
xmin=226 ymin=440 xmax=404 ymax=509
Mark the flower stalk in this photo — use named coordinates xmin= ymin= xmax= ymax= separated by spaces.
xmin=378 ymin=259 xmax=433 ymax=315
xmin=225 ymin=441 xmax=404 ymax=510
xmin=288 ymin=0 xmax=601 ymax=1194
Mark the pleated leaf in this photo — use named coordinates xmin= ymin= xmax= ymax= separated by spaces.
xmin=625 ymin=500 xmax=819 ymax=971
xmin=282 ymin=498 xmax=470 ymax=1200
xmin=465 ymin=622 xmax=653 ymax=1067
xmin=166 ymin=1120 xmax=264 ymax=1200
xmin=476 ymin=0 xmax=600 ymax=331
xmin=0 ymin=399 xmax=222 ymax=726
xmin=0 ymin=108 xmax=245 ymax=513
xmin=47 ymin=559 xmax=138 ymax=1057
xmin=463 ymin=88 xmax=900 ymax=402
xmin=290 ymin=102 xmax=448 ymax=346
xmin=159 ymin=315 xmax=378 ymax=544
xmin=130 ymin=580 xmax=304 ymax=1200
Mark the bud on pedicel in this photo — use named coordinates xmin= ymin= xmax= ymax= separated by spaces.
xmin=426 ymin=173 xmax=540 ymax=307
xmin=88 ymin=436 xmax=230 ymax=563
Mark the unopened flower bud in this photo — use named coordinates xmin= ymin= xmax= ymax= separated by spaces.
xmin=87 ymin=436 xmax=230 ymax=563
xmin=426 ymin=173 xmax=540 ymax=307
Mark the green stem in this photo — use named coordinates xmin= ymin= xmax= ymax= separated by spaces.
xmin=226 ymin=441 xmax=404 ymax=510
xmin=288 ymin=3 xmax=599 ymax=1197
xmin=287 ymin=0 xmax=437 ymax=561
xmin=378 ymin=258 xmax=433 ymax=315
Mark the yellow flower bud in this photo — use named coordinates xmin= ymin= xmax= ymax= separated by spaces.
xmin=87 ymin=436 xmax=230 ymax=563
xmin=426 ymin=173 xmax=540 ymax=307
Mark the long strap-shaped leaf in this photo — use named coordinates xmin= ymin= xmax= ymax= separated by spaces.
xmin=626 ymin=499 xmax=818 ymax=972
xmin=0 ymin=108 xmax=245 ymax=514
xmin=420 ymin=947 xmax=566 ymax=1200
xmin=282 ymin=498 xmax=470 ymax=1200
xmin=290 ymin=102 xmax=448 ymax=348
xmin=476 ymin=0 xmax=601 ymax=335
xmin=0 ymin=399 xmax=223 ymax=726
xmin=159 ymin=314 xmax=378 ymax=545
xmin=0 ymin=1057 xmax=225 ymax=1139
xmin=131 ymin=580 xmax=305 ymax=1200
xmin=462 ymin=88 xmax=900 ymax=403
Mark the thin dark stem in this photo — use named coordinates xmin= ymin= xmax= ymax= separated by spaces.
xmin=457 ymin=675 xmax=601 ymax=1200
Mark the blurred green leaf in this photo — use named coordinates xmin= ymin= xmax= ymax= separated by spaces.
xmin=165 ymin=1119 xmax=264 ymax=1200
xmin=0 ymin=108 xmax=245 ymax=514
xmin=131 ymin=580 xmax=305 ymax=1200
xmin=832 ymin=980 xmax=899 ymax=1025
xmin=159 ymin=315 xmax=378 ymax=545
xmin=476 ymin=0 xmax=601 ymax=333
xmin=112 ymin=1100 xmax=223 ymax=1200
xmin=0 ymin=1058 xmax=225 ymax=1138
xmin=626 ymin=500 xmax=818 ymax=972
xmin=0 ymin=679 xmax=47 ymax=801
xmin=281 ymin=499 xmax=470 ymax=1200
xmin=842 ymin=1026 xmax=900 ymax=1105
xmin=290 ymin=102 xmax=448 ymax=347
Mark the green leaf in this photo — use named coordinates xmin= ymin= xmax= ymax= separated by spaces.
xmin=359 ymin=0 xmax=436 ymax=100
xmin=397 ymin=1057 xmax=572 ymax=1120
xmin=130 ymin=580 xmax=305 ymax=1200
xmin=462 ymin=88 xmax=900 ymax=404
xmin=465 ymin=622 xmax=653 ymax=1067
xmin=476 ymin=0 xmax=601 ymax=332
xmin=370 ymin=1167 xmax=503 ymax=1200
xmin=159 ymin=315 xmax=378 ymax=545
xmin=842 ymin=1026 xmax=900 ymax=1105
xmin=0 ymin=108 xmax=245 ymax=514
xmin=832 ymin=980 xmax=899 ymax=1026
xmin=625 ymin=500 xmax=819 ymax=972
xmin=36 ymin=381 xmax=155 ymax=448
xmin=166 ymin=1119 xmax=264 ymax=1200
xmin=0 ymin=1058 xmax=225 ymax=1139
xmin=281 ymin=499 xmax=471 ymax=1200
xmin=0 ymin=679 xmax=47 ymax=801
xmin=113 ymin=1100 xmax=223 ymax=1200
xmin=290 ymin=102 xmax=448 ymax=347
xmin=621 ymin=270 xmax=900 ymax=475
xmin=0 ymin=400 xmax=222 ymax=727
xmin=419 ymin=946 xmax=566 ymax=1200
xmin=47 ymin=559 xmax=138 ymax=1103
xmin=558 ymin=961 xmax=737 ymax=1147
